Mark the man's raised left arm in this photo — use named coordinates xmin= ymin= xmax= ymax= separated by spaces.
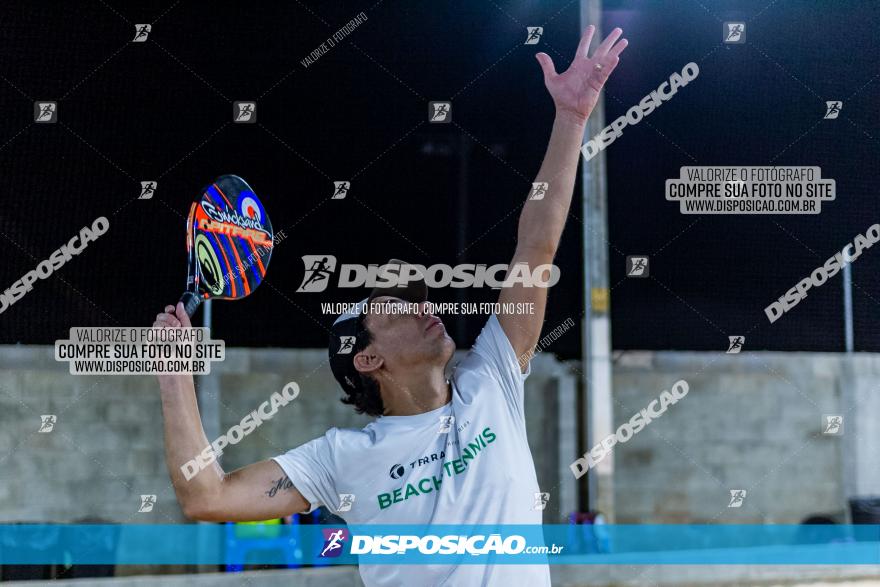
xmin=498 ymin=25 xmax=627 ymax=370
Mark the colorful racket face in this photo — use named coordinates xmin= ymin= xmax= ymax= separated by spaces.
xmin=180 ymin=175 xmax=274 ymax=316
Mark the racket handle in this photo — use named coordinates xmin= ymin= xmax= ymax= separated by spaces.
xmin=179 ymin=292 xmax=202 ymax=318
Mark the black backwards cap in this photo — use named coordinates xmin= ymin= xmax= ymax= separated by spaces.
xmin=328 ymin=260 xmax=428 ymax=396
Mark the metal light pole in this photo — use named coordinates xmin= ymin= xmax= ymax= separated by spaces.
xmin=579 ymin=0 xmax=615 ymax=520
xmin=842 ymin=257 xmax=854 ymax=353
xmin=840 ymin=250 xmax=855 ymax=518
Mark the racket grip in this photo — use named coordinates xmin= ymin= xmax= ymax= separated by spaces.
xmin=179 ymin=292 xmax=202 ymax=318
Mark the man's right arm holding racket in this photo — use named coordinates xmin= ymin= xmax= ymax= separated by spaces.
xmin=153 ymin=302 xmax=310 ymax=521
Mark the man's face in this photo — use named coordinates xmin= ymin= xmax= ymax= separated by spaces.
xmin=359 ymin=296 xmax=455 ymax=372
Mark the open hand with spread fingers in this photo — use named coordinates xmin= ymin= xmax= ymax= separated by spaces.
xmin=535 ymin=26 xmax=628 ymax=123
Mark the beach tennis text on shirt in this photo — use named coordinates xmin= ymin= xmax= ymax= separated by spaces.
xmin=377 ymin=427 xmax=496 ymax=510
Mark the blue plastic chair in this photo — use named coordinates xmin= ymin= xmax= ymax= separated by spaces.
xmin=224 ymin=513 xmax=317 ymax=572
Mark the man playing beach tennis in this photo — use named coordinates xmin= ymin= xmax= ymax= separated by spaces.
xmin=154 ymin=25 xmax=627 ymax=586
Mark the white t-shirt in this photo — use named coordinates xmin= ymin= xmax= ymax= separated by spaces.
xmin=273 ymin=314 xmax=551 ymax=587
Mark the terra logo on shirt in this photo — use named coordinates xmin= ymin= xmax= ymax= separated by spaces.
xmin=377 ymin=427 xmax=497 ymax=510
xmin=389 ymin=450 xmax=447 ymax=479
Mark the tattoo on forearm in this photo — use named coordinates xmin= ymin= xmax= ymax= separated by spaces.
xmin=266 ymin=476 xmax=294 ymax=498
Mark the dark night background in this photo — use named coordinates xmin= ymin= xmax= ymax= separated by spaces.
xmin=0 ymin=0 xmax=877 ymax=357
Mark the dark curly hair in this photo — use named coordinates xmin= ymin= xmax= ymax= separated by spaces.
xmin=339 ymin=315 xmax=386 ymax=417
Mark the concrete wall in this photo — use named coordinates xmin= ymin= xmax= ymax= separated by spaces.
xmin=0 ymin=345 xmax=577 ymax=524
xmin=2 ymin=346 xmax=877 ymax=525
xmin=610 ymin=351 xmax=880 ymax=523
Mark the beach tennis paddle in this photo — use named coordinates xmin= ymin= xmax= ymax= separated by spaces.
xmin=179 ymin=175 xmax=274 ymax=317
